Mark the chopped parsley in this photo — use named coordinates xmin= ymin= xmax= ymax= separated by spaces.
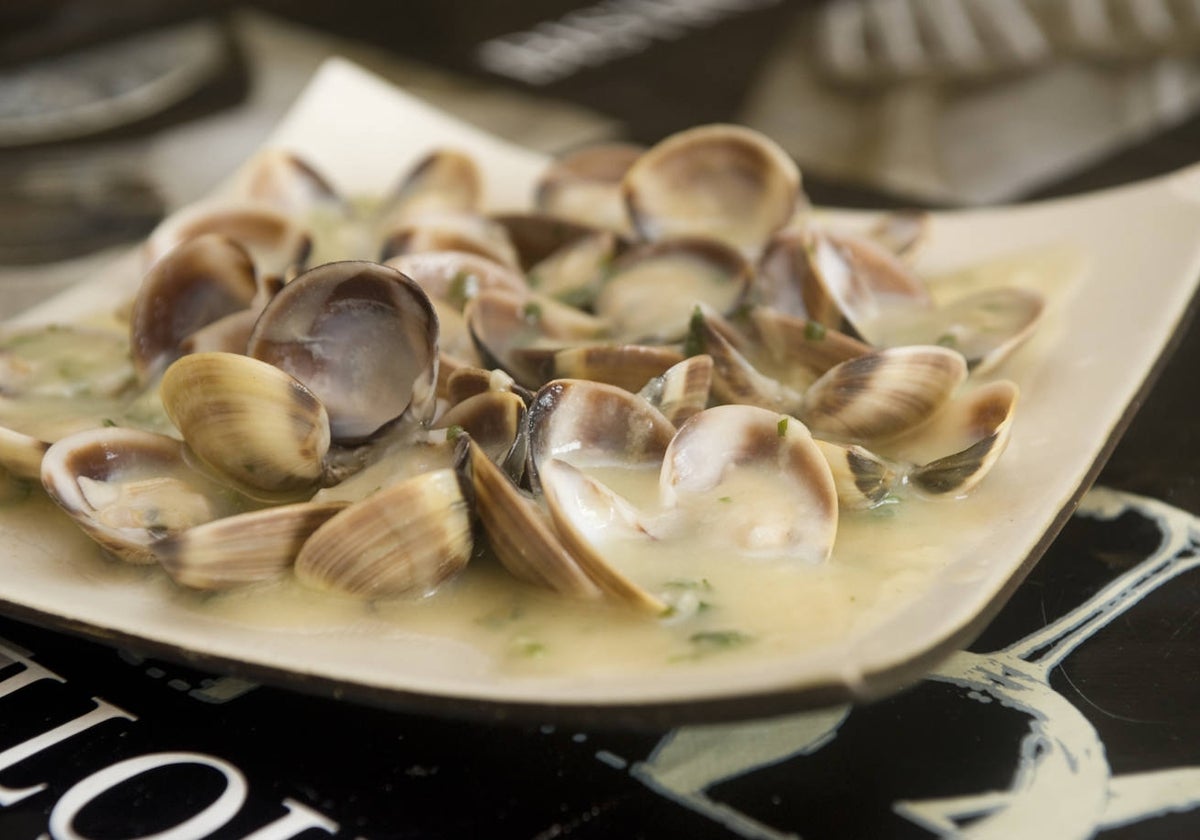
xmin=777 ymin=416 xmax=789 ymax=437
xmin=804 ymin=320 xmax=827 ymax=341
xmin=683 ymin=306 xmax=707 ymax=357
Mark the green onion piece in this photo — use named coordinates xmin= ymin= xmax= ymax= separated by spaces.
xmin=683 ymin=306 xmax=706 ymax=357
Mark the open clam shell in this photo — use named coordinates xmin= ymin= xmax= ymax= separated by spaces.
xmin=872 ymin=287 xmax=1046 ymax=374
xmin=378 ymin=148 xmax=483 ymax=227
xmin=535 ymin=142 xmax=641 ymax=234
xmin=235 ymin=149 xmax=345 ymax=216
xmin=622 ymin=124 xmax=801 ymax=258
xmin=143 ymin=202 xmax=312 ymax=283
xmin=468 ymin=439 xmax=602 ymax=601
xmin=593 ymin=237 xmax=751 ymax=343
xmin=40 ymin=428 xmax=245 ymax=565
xmin=901 ymin=379 xmax=1020 ymax=497
xmin=247 ymin=260 xmax=440 ymax=441
xmin=464 ymin=289 xmax=609 ymax=388
xmin=660 ymin=404 xmax=838 ymax=564
xmin=129 ymin=234 xmax=258 ymax=383
xmin=526 ymin=378 xmax=676 ymax=496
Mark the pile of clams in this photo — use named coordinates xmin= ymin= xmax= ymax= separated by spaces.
xmin=0 ymin=124 xmax=1040 ymax=616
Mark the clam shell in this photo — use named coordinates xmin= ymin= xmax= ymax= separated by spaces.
xmin=527 ymin=378 xmax=676 ymax=495
xmin=143 ymin=202 xmax=312 ymax=281
xmin=872 ymin=287 xmax=1046 ymax=374
xmin=380 ymin=213 xmax=519 ymax=270
xmin=535 ymin=142 xmax=641 ymax=233
xmin=464 ymin=289 xmax=609 ymax=388
xmin=41 ymin=428 xmax=242 ymax=564
xmin=593 ymin=237 xmax=751 ymax=343
xmin=660 ymin=404 xmax=838 ymax=564
xmin=379 ymin=149 xmax=482 ymax=226
xmin=435 ymin=389 xmax=527 ymax=480
xmin=129 ymin=234 xmax=258 ymax=383
xmin=383 ymin=250 xmax=527 ymax=309
xmin=247 ymin=261 xmax=440 ymax=441
xmin=526 ymin=229 xmax=617 ymax=308
xmin=468 ymin=439 xmax=602 ymax=600
xmin=552 ymin=344 xmax=685 ymax=394
xmin=235 ymin=149 xmax=344 ymax=215
xmin=904 ymin=380 xmax=1020 ymax=496
xmin=295 ymin=467 xmax=473 ymax=598
xmin=157 ymin=501 xmax=347 ymax=590
xmin=637 ymin=354 xmax=713 ymax=427
xmin=160 ymin=352 xmax=331 ymax=495
xmin=814 ymin=439 xmax=897 ymax=509
xmin=0 ymin=425 xmax=48 ymax=480
xmin=808 ymin=231 xmax=933 ymax=342
xmin=802 ymin=345 xmax=967 ymax=443
xmin=538 ymin=458 xmax=667 ymax=613
xmin=622 ymin=124 xmax=801 ymax=257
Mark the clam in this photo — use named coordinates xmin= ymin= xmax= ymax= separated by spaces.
xmin=235 ymin=149 xmax=345 ymax=216
xmin=637 ymin=354 xmax=713 ymax=427
xmin=157 ymin=500 xmax=347 ymax=590
xmin=296 ymin=466 xmax=473 ymax=599
xmin=435 ymin=389 xmax=527 ymax=480
xmin=622 ymin=124 xmax=801 ymax=258
xmin=378 ymin=149 xmax=483 ymax=227
xmin=246 ymin=261 xmax=440 ymax=441
xmin=868 ymin=209 xmax=929 ymax=261
xmin=551 ymin=344 xmax=686 ymax=394
xmin=468 ymin=438 xmax=603 ymax=601
xmin=143 ymin=202 xmax=312 ymax=282
xmin=535 ymin=142 xmax=641 ymax=234
xmin=802 ymin=345 xmax=967 ymax=442
xmin=159 ymin=352 xmax=331 ymax=497
xmin=814 ymin=379 xmax=1019 ymax=507
xmin=899 ymin=379 xmax=1020 ymax=496
xmin=869 ymin=287 xmax=1046 ymax=374
xmin=0 ymin=426 xmax=49 ymax=481
xmin=380 ymin=213 xmax=520 ymax=270
xmin=129 ymin=234 xmax=258 ymax=383
xmin=527 ymin=378 xmax=676 ymax=495
xmin=464 ymin=289 xmax=609 ymax=388
xmin=526 ymin=229 xmax=617 ymax=308
xmin=592 ymin=237 xmax=751 ymax=343
xmin=40 ymin=427 xmax=247 ymax=564
xmin=660 ymin=405 xmax=838 ymax=564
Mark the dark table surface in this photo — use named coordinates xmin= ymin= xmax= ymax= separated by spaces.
xmin=0 ymin=2 xmax=1198 ymax=838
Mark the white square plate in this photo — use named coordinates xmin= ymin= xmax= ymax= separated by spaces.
xmin=4 ymin=59 xmax=1200 ymax=725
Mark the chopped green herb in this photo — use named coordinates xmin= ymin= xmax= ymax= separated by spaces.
xmin=683 ymin=306 xmax=707 ymax=357
xmin=936 ymin=333 xmax=958 ymax=348
xmin=101 ymin=418 xmax=117 ymax=427
xmin=689 ymin=630 xmax=753 ymax=652
xmin=447 ymin=271 xmax=478 ymax=309
xmin=523 ymin=301 xmax=543 ymax=323
xmin=445 ymin=424 xmax=465 ymax=441
xmin=662 ymin=578 xmax=713 ymax=591
xmin=513 ymin=637 xmax=546 ymax=658
xmin=777 ymin=416 xmax=789 ymax=437
xmin=804 ymin=320 xmax=827 ymax=341
xmin=718 ymin=496 xmax=732 ymax=503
